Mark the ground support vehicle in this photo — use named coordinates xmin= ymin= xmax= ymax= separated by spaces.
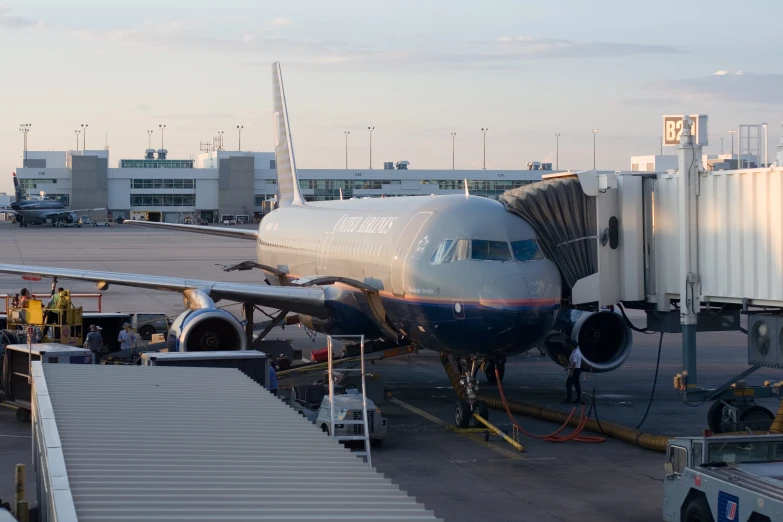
xmin=663 ymin=434 xmax=783 ymax=522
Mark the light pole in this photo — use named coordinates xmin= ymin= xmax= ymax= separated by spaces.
xmin=554 ymin=133 xmax=561 ymax=170
xmin=147 ymin=130 xmax=154 ymax=149
xmin=217 ymin=130 xmax=224 ymax=150
xmin=658 ymin=136 xmax=662 ymax=156
xmin=762 ymin=123 xmax=768 ymax=167
xmin=81 ymin=124 xmax=88 ymax=150
xmin=19 ymin=124 xmax=31 ymax=163
xmin=729 ymin=129 xmax=736 ymax=155
xmin=237 ymin=125 xmax=243 ymax=151
xmin=367 ymin=127 xmax=374 ymax=169
xmin=344 ymin=131 xmax=350 ymax=169
xmin=159 ymin=124 xmax=166 ymax=149
xmin=591 ymin=129 xmax=598 ymax=169
xmin=75 ymin=130 xmax=81 ymax=151
xmin=481 ymin=128 xmax=488 ymax=169
xmin=720 ymin=136 xmax=724 ymax=155
xmin=451 ymin=132 xmax=456 ymax=170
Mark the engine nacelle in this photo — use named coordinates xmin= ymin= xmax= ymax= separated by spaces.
xmin=167 ymin=308 xmax=247 ymax=352
xmin=64 ymin=213 xmax=76 ymax=223
xmin=543 ymin=309 xmax=632 ymax=373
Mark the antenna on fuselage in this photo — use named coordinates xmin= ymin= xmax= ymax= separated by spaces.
xmin=464 ymin=178 xmax=470 ymax=198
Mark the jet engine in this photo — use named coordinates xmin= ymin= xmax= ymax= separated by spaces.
xmin=64 ymin=213 xmax=75 ymax=223
xmin=167 ymin=308 xmax=247 ymax=352
xmin=543 ymin=309 xmax=633 ymax=373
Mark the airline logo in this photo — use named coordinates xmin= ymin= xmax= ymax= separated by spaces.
xmin=718 ymin=491 xmax=739 ymax=522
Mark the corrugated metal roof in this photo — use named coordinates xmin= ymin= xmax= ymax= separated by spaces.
xmin=33 ymin=363 xmax=442 ymax=521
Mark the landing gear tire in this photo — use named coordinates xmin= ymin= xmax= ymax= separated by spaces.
xmin=473 ymin=400 xmax=489 ymax=427
xmin=683 ymin=496 xmax=714 ymax=522
xmin=139 ymin=326 xmax=155 ymax=341
xmin=455 ymin=400 xmax=471 ymax=429
xmin=739 ymin=405 xmax=774 ymax=431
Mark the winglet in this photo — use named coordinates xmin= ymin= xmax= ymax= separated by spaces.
xmin=272 ymin=62 xmax=305 ymax=207
xmin=464 ymin=178 xmax=470 ymax=198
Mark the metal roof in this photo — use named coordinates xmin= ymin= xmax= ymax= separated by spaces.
xmin=32 ymin=362 xmax=442 ymax=521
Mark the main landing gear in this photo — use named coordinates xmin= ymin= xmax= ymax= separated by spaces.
xmin=454 ymin=357 xmax=490 ymax=429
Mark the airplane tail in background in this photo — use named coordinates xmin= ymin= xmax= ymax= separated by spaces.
xmin=272 ymin=62 xmax=305 ymax=207
xmin=12 ymin=173 xmax=23 ymax=202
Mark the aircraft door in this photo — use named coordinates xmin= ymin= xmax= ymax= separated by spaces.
xmin=391 ymin=212 xmax=432 ymax=296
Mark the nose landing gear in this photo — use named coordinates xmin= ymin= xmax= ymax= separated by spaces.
xmin=454 ymin=357 xmax=490 ymax=429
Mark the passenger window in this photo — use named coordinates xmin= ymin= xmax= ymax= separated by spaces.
xmin=668 ymin=446 xmax=687 ymax=475
xmin=442 ymin=239 xmax=469 ymax=263
xmin=511 ymin=239 xmax=542 ymax=261
xmin=471 ymin=240 xmax=512 ymax=261
xmin=430 ymin=239 xmax=454 ymax=264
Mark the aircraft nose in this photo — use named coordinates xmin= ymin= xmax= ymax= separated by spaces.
xmin=494 ymin=273 xmax=530 ymax=301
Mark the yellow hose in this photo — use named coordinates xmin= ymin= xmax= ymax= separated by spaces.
xmin=770 ymin=398 xmax=783 ymax=433
xmin=440 ymin=354 xmax=671 ymax=452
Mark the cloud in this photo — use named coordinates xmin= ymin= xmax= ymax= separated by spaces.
xmin=490 ymin=36 xmax=683 ymax=60
xmin=0 ymin=6 xmax=40 ymax=29
xmin=133 ymin=104 xmax=152 ymax=111
xmin=652 ymin=72 xmax=783 ymax=105
xmin=271 ymin=18 xmax=291 ymax=27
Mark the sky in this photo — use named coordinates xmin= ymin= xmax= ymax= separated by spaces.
xmin=1 ymin=0 xmax=782 ymax=193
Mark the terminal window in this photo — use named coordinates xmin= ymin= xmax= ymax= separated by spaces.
xmin=130 ymin=194 xmax=195 ymax=207
xmin=18 ymin=179 xmax=57 ymax=190
xmin=132 ymin=179 xmax=195 ymax=189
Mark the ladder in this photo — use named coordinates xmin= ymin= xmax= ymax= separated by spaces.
xmin=327 ymin=334 xmax=372 ymax=465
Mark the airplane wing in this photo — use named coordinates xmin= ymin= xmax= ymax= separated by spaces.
xmin=0 ymin=264 xmax=328 ymax=318
xmin=121 ymin=220 xmax=258 ymax=241
xmin=70 ymin=208 xmax=107 ymax=213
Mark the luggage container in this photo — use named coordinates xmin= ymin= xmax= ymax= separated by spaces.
xmin=141 ymin=350 xmax=270 ymax=389
xmin=1 ymin=343 xmax=92 ymax=421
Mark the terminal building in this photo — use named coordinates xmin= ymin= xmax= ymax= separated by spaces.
xmin=15 ymin=148 xmax=554 ymax=223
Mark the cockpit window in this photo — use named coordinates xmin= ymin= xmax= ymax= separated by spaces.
xmin=511 ymin=239 xmax=542 ymax=261
xmin=444 ymin=239 xmax=469 ymax=262
xmin=471 ymin=240 xmax=511 ymax=261
xmin=430 ymin=239 xmax=454 ymax=264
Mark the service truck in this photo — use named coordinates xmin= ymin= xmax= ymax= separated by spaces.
xmin=663 ymin=433 xmax=783 ymax=522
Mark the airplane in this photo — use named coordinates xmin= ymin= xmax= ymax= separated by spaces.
xmin=5 ymin=172 xmax=105 ymax=227
xmin=0 ymin=62 xmax=632 ymax=428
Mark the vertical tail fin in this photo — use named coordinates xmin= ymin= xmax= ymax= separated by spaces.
xmin=272 ymin=62 xmax=305 ymax=207
xmin=12 ymin=173 xmax=23 ymax=202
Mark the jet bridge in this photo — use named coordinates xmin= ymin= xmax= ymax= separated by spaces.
xmin=501 ymin=117 xmax=783 ymax=433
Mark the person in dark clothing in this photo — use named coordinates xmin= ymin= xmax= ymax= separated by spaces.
xmin=562 ymin=339 xmax=584 ymax=404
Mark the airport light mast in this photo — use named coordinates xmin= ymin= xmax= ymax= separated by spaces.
xmin=591 ymin=129 xmax=598 ymax=169
xmin=451 ymin=132 xmax=456 ymax=170
xmin=554 ymin=133 xmax=560 ymax=170
xmin=147 ymin=130 xmax=153 ymax=149
xmin=159 ymin=124 xmax=167 ymax=149
xmin=481 ymin=128 xmax=488 ymax=170
xmin=368 ymin=127 xmax=374 ymax=169
xmin=344 ymin=131 xmax=350 ymax=169
xmin=762 ymin=122 xmax=768 ymax=166
xmin=81 ymin=124 xmax=88 ymax=150
xmin=19 ymin=124 xmax=31 ymax=163
xmin=729 ymin=129 xmax=736 ymax=155
xmin=237 ymin=125 xmax=243 ymax=151
xmin=75 ymin=129 xmax=81 ymax=151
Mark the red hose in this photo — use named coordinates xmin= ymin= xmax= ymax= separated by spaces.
xmin=495 ymin=368 xmax=605 ymax=443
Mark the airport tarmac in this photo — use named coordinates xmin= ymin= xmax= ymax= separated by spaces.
xmin=1 ymin=222 xmax=781 ymax=521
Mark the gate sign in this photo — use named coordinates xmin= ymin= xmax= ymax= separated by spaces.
xmin=662 ymin=114 xmax=709 ymax=147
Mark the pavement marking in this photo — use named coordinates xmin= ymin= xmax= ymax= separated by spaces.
xmin=390 ymin=397 xmax=525 ymax=460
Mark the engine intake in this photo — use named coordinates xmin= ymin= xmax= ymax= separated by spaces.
xmin=167 ymin=308 xmax=247 ymax=352
xmin=543 ymin=309 xmax=632 ymax=373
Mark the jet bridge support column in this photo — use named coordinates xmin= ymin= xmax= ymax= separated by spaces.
xmin=678 ymin=117 xmax=702 ymax=391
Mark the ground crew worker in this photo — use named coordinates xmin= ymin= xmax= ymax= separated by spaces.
xmin=18 ymin=289 xmax=29 ymax=307
xmin=84 ymin=325 xmax=103 ymax=364
xmin=118 ymin=323 xmax=142 ymax=352
xmin=269 ymin=365 xmax=278 ymax=397
xmin=562 ymin=339 xmax=583 ymax=404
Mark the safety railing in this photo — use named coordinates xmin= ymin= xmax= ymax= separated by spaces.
xmin=1 ymin=293 xmax=103 ymax=314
